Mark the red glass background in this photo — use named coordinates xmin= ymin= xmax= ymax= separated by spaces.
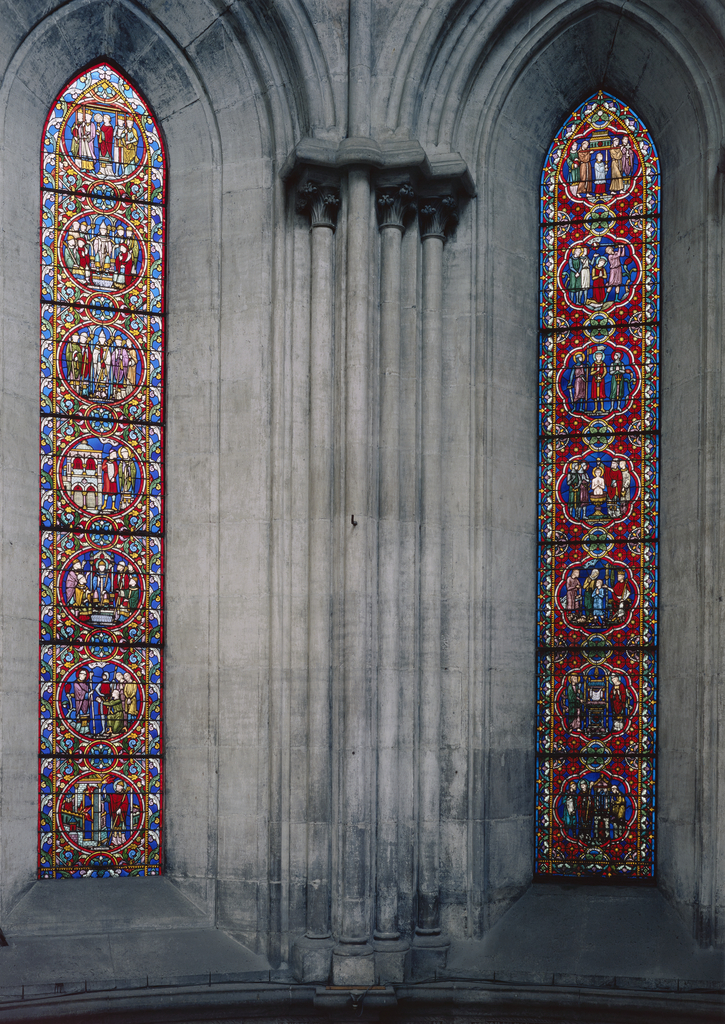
xmin=536 ymin=93 xmax=659 ymax=879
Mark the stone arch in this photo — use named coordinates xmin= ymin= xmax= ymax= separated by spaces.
xmin=0 ymin=0 xmax=290 ymax=936
xmin=227 ymin=0 xmax=338 ymax=141
xmin=0 ymin=0 xmax=222 ymax=916
xmin=378 ymin=0 xmax=725 ymax=152
xmin=435 ymin=0 xmax=725 ymax=942
xmin=370 ymin=0 xmax=464 ymax=137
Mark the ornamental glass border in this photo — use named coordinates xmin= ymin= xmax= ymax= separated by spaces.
xmin=38 ymin=63 xmax=165 ymax=877
xmin=535 ymin=92 xmax=659 ymax=880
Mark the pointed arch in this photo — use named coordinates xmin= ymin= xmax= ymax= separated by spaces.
xmin=535 ymin=92 xmax=659 ymax=879
xmin=39 ymin=63 xmax=165 ymax=877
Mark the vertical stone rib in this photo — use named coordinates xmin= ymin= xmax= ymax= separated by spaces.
xmin=296 ymin=182 xmax=340 ymax=951
xmin=307 ymin=220 xmax=334 ymax=939
xmin=416 ymin=197 xmax=457 ymax=945
xmin=348 ymin=0 xmax=371 ymax=138
xmin=339 ymin=166 xmax=373 ymax=956
xmin=376 ymin=218 xmax=402 ymax=941
xmin=374 ymin=185 xmax=415 ymax=945
xmin=418 ymin=230 xmax=443 ymax=937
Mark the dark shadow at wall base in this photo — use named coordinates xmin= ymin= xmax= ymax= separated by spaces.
xmin=0 ymin=979 xmax=720 ymax=1024
xmin=0 ymin=882 xmax=721 ymax=1022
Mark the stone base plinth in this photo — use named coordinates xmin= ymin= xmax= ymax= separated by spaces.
xmin=409 ymin=933 xmax=449 ymax=980
xmin=332 ymin=943 xmax=375 ymax=985
xmin=291 ymin=935 xmax=335 ymax=983
xmin=373 ymin=937 xmax=410 ymax=983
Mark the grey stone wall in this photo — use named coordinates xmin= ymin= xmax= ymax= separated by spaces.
xmin=0 ymin=0 xmax=723 ymax=986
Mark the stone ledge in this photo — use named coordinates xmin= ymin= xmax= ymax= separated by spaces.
xmin=443 ymin=883 xmax=725 ymax=996
xmin=281 ymin=136 xmax=476 ymax=196
xmin=0 ymin=927 xmax=270 ymax=1000
xmin=4 ymin=877 xmax=209 ymax=938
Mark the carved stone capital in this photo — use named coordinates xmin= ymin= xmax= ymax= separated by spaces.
xmin=419 ymin=195 xmax=458 ymax=240
xmin=296 ymin=180 xmax=341 ymax=230
xmin=376 ymin=183 xmax=416 ymax=230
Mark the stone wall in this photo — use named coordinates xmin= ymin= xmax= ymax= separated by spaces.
xmin=0 ymin=0 xmax=723 ymax=990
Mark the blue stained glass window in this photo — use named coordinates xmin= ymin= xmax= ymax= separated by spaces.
xmin=39 ymin=64 xmax=165 ymax=877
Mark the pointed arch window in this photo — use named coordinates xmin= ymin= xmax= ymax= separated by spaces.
xmin=536 ymin=93 xmax=659 ymax=879
xmin=39 ymin=65 xmax=165 ymax=877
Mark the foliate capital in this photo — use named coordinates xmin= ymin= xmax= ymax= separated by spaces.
xmin=296 ymin=180 xmax=341 ymax=230
xmin=376 ymin=183 xmax=416 ymax=230
xmin=419 ymin=195 xmax=458 ymax=240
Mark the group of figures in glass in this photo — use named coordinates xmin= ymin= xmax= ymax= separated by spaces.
xmin=563 ymin=564 xmax=633 ymax=629
xmin=560 ymin=776 xmax=628 ymax=843
xmin=562 ymin=345 xmax=636 ymax=414
xmin=63 ymin=327 xmax=140 ymax=401
xmin=536 ymin=94 xmax=659 ymax=879
xmin=563 ymin=135 xmax=637 ymax=195
xmin=62 ymin=550 xmax=142 ymax=625
xmin=564 ymin=242 xmax=636 ymax=309
xmin=39 ymin=65 xmax=164 ymax=877
xmin=562 ymin=666 xmax=630 ymax=738
xmin=63 ymin=662 xmax=140 ymax=737
xmin=62 ymin=218 xmax=142 ymax=293
xmin=67 ymin=106 xmax=141 ymax=178
xmin=562 ymin=455 xmax=634 ymax=523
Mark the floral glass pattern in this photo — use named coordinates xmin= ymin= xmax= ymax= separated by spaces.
xmin=536 ymin=93 xmax=659 ymax=879
xmin=39 ymin=64 xmax=164 ymax=877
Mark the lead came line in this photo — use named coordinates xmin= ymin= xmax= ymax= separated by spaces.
xmin=535 ymin=93 xmax=659 ymax=880
xmin=39 ymin=64 xmax=165 ymax=879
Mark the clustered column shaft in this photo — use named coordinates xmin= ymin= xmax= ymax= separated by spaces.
xmin=292 ymin=172 xmax=460 ymax=983
xmin=374 ymin=185 xmax=415 ymax=945
xmin=416 ymin=196 xmax=458 ymax=943
xmin=296 ymin=181 xmax=341 ymax=943
xmin=339 ymin=166 xmax=374 ymax=954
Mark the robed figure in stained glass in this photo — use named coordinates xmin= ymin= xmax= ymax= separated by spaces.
xmin=39 ymin=64 xmax=165 ymax=878
xmin=536 ymin=93 xmax=659 ymax=880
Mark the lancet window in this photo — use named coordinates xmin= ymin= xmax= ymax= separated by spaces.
xmin=536 ymin=93 xmax=659 ymax=878
xmin=39 ymin=64 xmax=164 ymax=876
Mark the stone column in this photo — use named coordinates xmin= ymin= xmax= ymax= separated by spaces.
xmin=292 ymin=180 xmax=340 ymax=982
xmin=373 ymin=184 xmax=415 ymax=983
xmin=333 ymin=165 xmax=375 ymax=985
xmin=412 ymin=195 xmax=458 ymax=977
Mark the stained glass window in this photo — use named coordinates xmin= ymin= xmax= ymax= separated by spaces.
xmin=536 ymin=93 xmax=659 ymax=879
xmin=39 ymin=64 xmax=164 ymax=877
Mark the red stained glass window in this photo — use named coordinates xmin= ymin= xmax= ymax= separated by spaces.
xmin=39 ymin=64 xmax=164 ymax=877
xmin=536 ymin=93 xmax=659 ymax=879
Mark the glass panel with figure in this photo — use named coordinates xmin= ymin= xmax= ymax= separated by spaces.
xmin=39 ymin=64 xmax=164 ymax=877
xmin=536 ymin=93 xmax=659 ymax=879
